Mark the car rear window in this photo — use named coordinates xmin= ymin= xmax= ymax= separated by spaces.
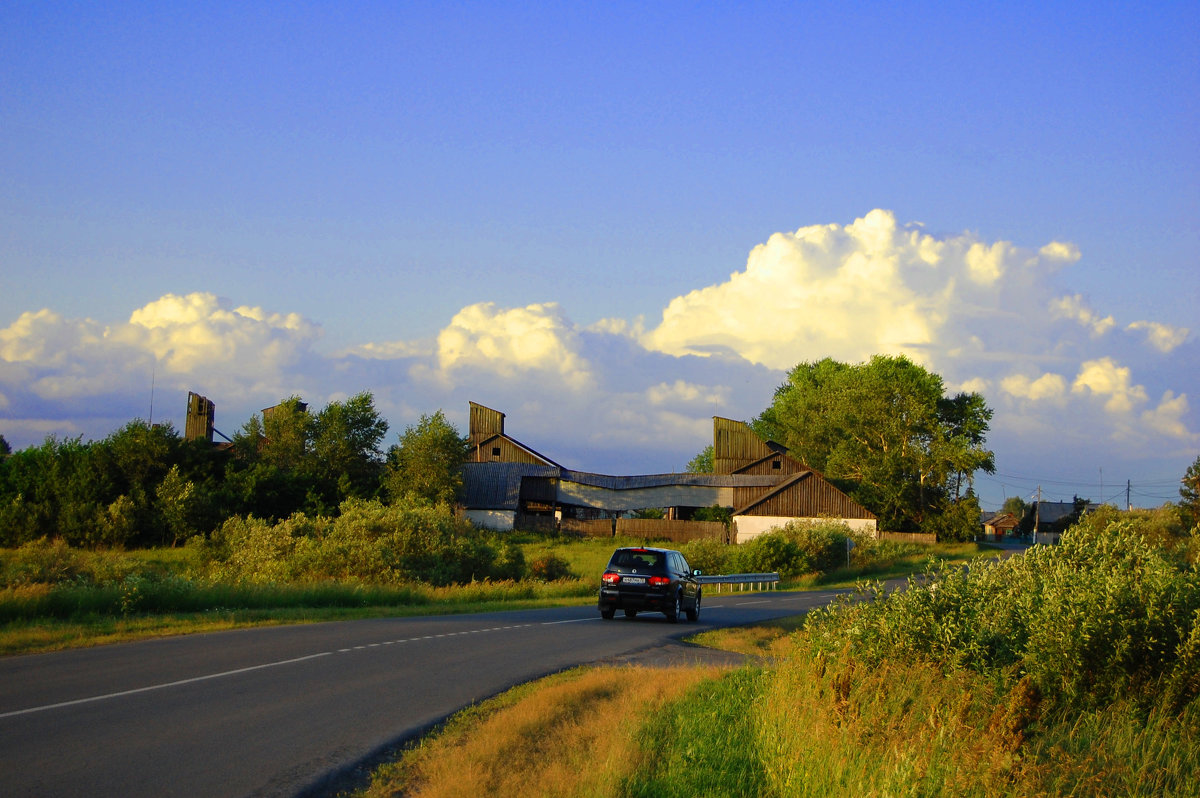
xmin=609 ymin=550 xmax=665 ymax=572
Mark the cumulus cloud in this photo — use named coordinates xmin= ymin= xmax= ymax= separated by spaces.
xmin=639 ymin=209 xmax=1084 ymax=370
xmin=1071 ymin=357 xmax=1149 ymax=415
xmin=1051 ymin=294 xmax=1116 ymax=337
xmin=1001 ymin=372 xmax=1069 ymax=403
xmin=0 ymin=293 xmax=329 ymax=440
xmin=434 ymin=302 xmax=593 ymax=389
xmin=1141 ymin=391 xmax=1195 ymax=441
xmin=1127 ymin=320 xmax=1189 ymax=353
xmin=123 ymin=293 xmax=321 ymax=376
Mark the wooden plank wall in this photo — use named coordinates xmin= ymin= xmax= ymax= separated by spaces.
xmin=616 ymin=518 xmax=727 ymax=543
xmin=735 ymin=477 xmax=875 ymax=520
xmin=560 ymin=518 xmax=616 ymax=538
xmin=879 ymin=531 xmax=937 ymax=545
xmin=516 ymin=516 xmax=727 ymax=543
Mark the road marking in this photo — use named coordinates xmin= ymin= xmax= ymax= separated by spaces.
xmin=0 ymin=652 xmax=333 ymax=720
xmin=733 ymin=599 xmax=771 ymax=606
xmin=0 ymin=621 xmax=544 ymax=720
xmin=542 ymin=617 xmax=597 ymax=625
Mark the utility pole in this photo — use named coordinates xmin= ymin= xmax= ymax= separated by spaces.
xmin=1033 ymin=486 xmax=1041 ymax=545
xmin=1127 ymin=480 xmax=1132 ymax=512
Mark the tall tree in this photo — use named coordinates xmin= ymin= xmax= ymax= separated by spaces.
xmin=384 ymin=411 xmax=470 ymax=506
xmin=755 ymin=355 xmax=995 ymax=534
xmin=310 ymin=392 xmax=389 ymax=501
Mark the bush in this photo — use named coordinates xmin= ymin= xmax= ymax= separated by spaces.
xmin=2 ymin=538 xmax=87 ymax=587
xmin=804 ymin=513 xmax=1200 ymax=710
xmin=199 ymin=498 xmax=527 ymax=587
xmin=528 ymin=554 xmax=574 ymax=581
xmin=681 ymin=538 xmax=736 ymax=576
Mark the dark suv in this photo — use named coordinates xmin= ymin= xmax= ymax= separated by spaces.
xmin=598 ymin=546 xmax=701 ymax=622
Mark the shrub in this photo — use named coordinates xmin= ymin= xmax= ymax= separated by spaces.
xmin=2 ymin=538 xmax=86 ymax=586
xmin=528 ymin=554 xmax=573 ymax=582
xmin=804 ymin=513 xmax=1200 ymax=711
xmin=198 ymin=498 xmax=527 ymax=587
xmin=681 ymin=538 xmax=735 ymax=576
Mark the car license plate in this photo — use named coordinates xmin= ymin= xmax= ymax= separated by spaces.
xmin=622 ymin=576 xmax=645 ymax=584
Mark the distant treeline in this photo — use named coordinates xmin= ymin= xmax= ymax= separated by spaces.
xmin=0 ymin=393 xmax=467 ymax=548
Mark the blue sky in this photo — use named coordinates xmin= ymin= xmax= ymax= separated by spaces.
xmin=2 ymin=2 xmax=1197 ymax=511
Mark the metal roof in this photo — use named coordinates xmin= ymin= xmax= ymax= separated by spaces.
xmin=460 ymin=462 xmax=559 ymax=510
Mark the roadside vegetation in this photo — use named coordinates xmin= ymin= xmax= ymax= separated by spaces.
xmin=0 ymin=515 xmax=987 ymax=655
xmin=352 ymin=506 xmax=1200 ymax=797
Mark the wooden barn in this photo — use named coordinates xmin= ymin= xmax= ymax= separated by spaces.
xmin=711 ymin=417 xmax=876 ymax=541
xmin=459 ymin=403 xmax=877 ymax=540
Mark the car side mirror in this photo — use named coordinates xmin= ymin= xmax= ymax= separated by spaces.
xmin=693 ymin=569 xmax=702 ymax=576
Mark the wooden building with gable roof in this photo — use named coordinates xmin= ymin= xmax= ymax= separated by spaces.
xmin=712 ymin=417 xmax=876 ymax=540
xmin=460 ymin=403 xmax=877 ymax=539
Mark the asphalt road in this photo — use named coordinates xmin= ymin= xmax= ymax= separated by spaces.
xmin=0 ymin=588 xmax=851 ymax=797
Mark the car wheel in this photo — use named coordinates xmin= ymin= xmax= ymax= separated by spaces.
xmin=666 ymin=591 xmax=681 ymax=623
xmin=601 ymin=608 xmax=615 ymax=619
xmin=624 ymin=608 xmax=638 ymax=618
xmin=686 ymin=592 xmax=700 ymax=622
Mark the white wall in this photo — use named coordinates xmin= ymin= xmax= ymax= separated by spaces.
xmin=733 ymin=515 xmax=878 ymax=543
xmin=465 ymin=509 xmax=516 ymax=531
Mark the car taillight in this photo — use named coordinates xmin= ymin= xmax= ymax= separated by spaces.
xmin=648 ymin=576 xmax=670 ymax=587
xmin=601 ymin=572 xmax=620 ymax=585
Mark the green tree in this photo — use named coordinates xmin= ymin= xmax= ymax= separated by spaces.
xmin=228 ymin=397 xmax=320 ymax=518
xmin=1002 ymin=496 xmax=1029 ymax=520
xmin=686 ymin=445 xmax=714 ymax=474
xmin=755 ymin=355 xmax=995 ymax=534
xmin=0 ymin=434 xmax=10 ymax=459
xmin=384 ymin=411 xmax=470 ymax=506
xmin=1179 ymin=455 xmax=1200 ymax=530
xmin=309 ymin=391 xmax=389 ymax=502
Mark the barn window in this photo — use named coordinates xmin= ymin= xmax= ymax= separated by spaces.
xmin=772 ymin=460 xmax=781 ymax=470
xmin=492 ymin=447 xmax=502 ymax=458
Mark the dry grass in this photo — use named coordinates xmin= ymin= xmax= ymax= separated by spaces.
xmin=686 ymin=615 xmax=806 ymax=660
xmin=360 ymin=665 xmax=722 ymax=798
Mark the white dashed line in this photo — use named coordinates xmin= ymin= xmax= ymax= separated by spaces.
xmin=0 ymin=621 xmax=548 ymax=720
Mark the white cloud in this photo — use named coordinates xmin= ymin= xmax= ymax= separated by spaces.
xmin=1141 ymin=391 xmax=1195 ymax=441
xmin=123 ymin=292 xmax=321 ymax=375
xmin=435 ymin=302 xmax=593 ymax=389
xmin=646 ymin=380 xmax=731 ymax=407
xmin=1001 ymin=372 xmax=1068 ymax=402
xmin=1038 ymin=241 xmax=1082 ymax=264
xmin=339 ymin=339 xmax=435 ymax=360
xmin=1071 ymin=357 xmax=1149 ymax=414
xmin=1127 ymin=320 xmax=1189 ymax=353
xmin=1050 ymin=294 xmax=1116 ymax=337
xmin=639 ymin=209 xmax=1085 ymax=371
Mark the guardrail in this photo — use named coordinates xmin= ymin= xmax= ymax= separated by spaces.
xmin=696 ymin=572 xmax=781 ymax=592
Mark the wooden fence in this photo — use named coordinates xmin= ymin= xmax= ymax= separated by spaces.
xmin=616 ymin=518 xmax=727 ymax=543
xmin=878 ymin=531 xmax=937 ymax=545
xmin=561 ymin=518 xmax=617 ymax=538
xmin=515 ymin=515 xmax=727 ymax=543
